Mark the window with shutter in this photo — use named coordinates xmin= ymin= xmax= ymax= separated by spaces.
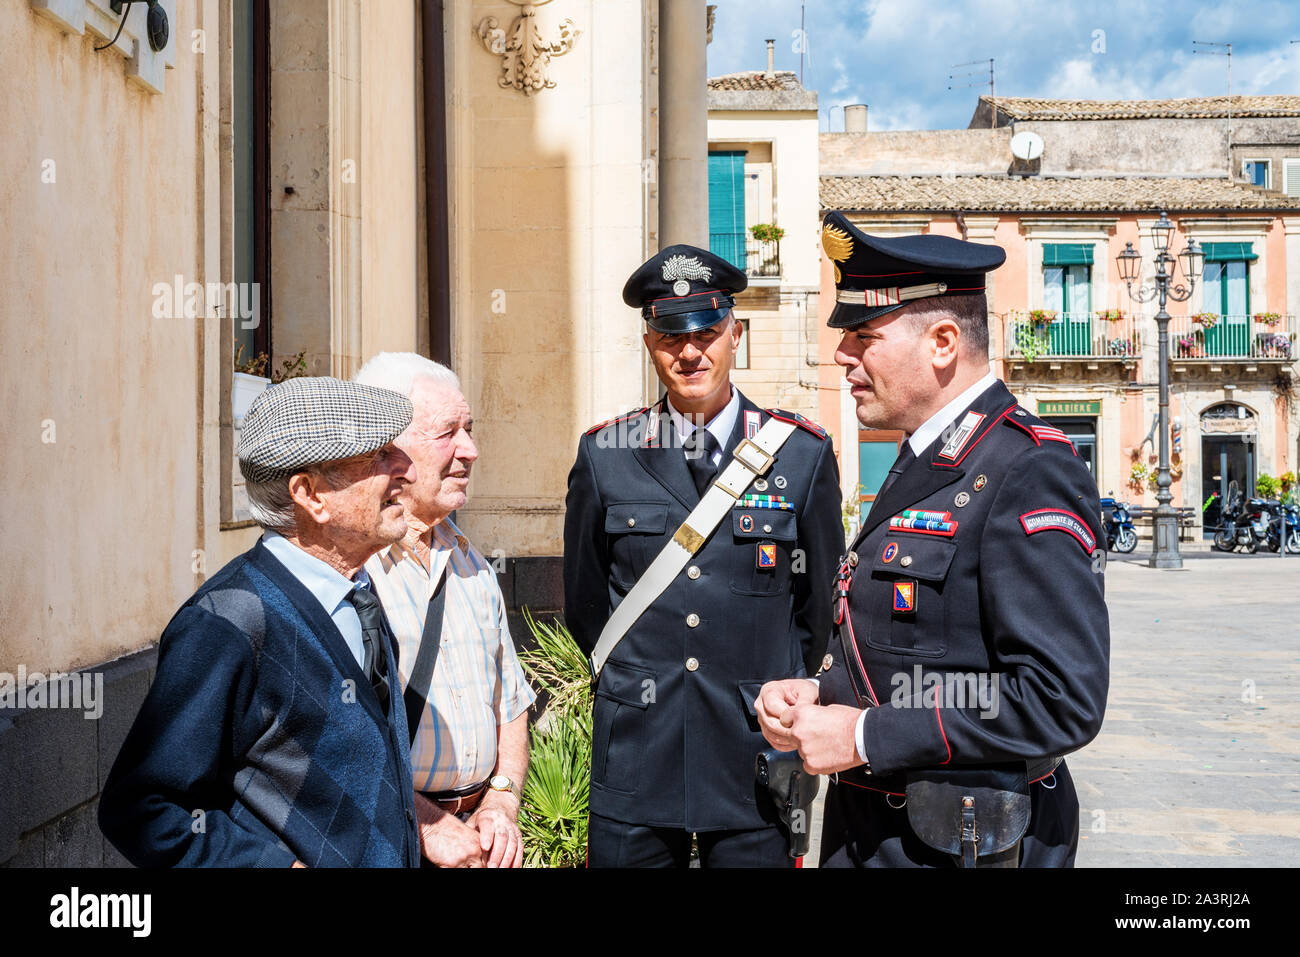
xmin=707 ymin=152 xmax=747 ymax=272
xmin=1284 ymin=159 xmax=1300 ymax=198
xmin=1041 ymin=245 xmax=1092 ymax=355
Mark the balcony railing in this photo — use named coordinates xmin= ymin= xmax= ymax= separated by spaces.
xmin=1005 ymin=311 xmax=1143 ymax=361
xmin=708 ymin=233 xmax=781 ymax=279
xmin=1168 ymin=314 xmax=1296 ymax=361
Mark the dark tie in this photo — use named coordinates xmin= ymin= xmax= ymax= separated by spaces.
xmin=873 ymin=443 xmax=916 ymax=505
xmin=685 ymin=429 xmax=722 ymax=498
xmin=345 ymin=585 xmax=391 ymax=710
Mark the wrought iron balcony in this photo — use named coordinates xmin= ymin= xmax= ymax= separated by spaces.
xmin=1167 ymin=313 xmax=1296 ymax=362
xmin=708 ymin=233 xmax=781 ymax=280
xmin=1005 ymin=311 xmax=1143 ymax=362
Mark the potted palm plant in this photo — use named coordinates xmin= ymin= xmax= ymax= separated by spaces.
xmin=517 ymin=612 xmax=591 ymax=868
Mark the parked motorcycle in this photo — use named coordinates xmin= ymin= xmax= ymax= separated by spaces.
xmin=1213 ymin=484 xmax=1293 ymax=554
xmin=1212 ymin=483 xmax=1260 ymax=553
xmin=1264 ymin=501 xmax=1300 ymax=554
xmin=1100 ymin=495 xmax=1138 ymax=553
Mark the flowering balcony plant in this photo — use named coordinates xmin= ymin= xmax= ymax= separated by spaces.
xmin=1257 ymin=333 xmax=1293 ymax=359
xmin=1252 ymin=312 xmax=1281 ymax=327
xmin=1096 ymin=309 xmax=1127 ymax=323
xmin=1027 ymin=309 xmax=1057 ymax=328
xmin=1192 ymin=312 xmax=1218 ymax=328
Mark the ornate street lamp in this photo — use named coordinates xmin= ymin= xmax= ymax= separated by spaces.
xmin=1116 ymin=210 xmax=1204 ymax=569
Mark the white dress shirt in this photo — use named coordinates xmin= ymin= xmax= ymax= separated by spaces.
xmin=260 ymin=530 xmax=368 ymax=669
xmin=905 ymin=370 xmax=997 ymax=456
xmin=666 ymin=387 xmax=741 ymax=467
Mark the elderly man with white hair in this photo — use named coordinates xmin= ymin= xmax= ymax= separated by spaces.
xmin=355 ymin=352 xmax=535 ymax=869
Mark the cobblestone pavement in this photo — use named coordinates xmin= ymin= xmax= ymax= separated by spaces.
xmin=805 ymin=551 xmax=1300 ymax=868
xmin=1073 ymin=553 xmax=1300 ymax=867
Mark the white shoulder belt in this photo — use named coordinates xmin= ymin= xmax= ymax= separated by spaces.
xmin=589 ymin=417 xmax=798 ymax=679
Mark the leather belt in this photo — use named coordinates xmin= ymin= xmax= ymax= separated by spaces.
xmin=420 ymin=781 xmax=488 ymax=816
xmin=836 ymin=757 xmax=1062 ymax=798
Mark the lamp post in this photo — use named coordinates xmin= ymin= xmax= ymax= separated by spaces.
xmin=1116 ymin=210 xmax=1203 ymax=569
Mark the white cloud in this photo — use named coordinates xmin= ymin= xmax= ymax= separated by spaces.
xmin=707 ymin=0 xmax=1300 ymax=131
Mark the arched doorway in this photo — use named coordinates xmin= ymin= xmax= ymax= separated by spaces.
xmin=1200 ymin=402 xmax=1257 ymax=532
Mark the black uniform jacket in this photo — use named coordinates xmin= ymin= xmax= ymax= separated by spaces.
xmin=821 ymin=380 xmax=1110 ymax=785
xmin=563 ymin=390 xmax=843 ymax=830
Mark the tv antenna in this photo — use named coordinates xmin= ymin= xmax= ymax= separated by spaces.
xmin=1193 ymin=40 xmax=1232 ymax=173
xmin=949 ymin=58 xmax=995 ymax=128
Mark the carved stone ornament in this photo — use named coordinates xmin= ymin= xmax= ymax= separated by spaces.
xmin=475 ymin=0 xmax=581 ymax=96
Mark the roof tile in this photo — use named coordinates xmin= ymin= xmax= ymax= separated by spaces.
xmin=819 ymin=174 xmax=1300 ymax=212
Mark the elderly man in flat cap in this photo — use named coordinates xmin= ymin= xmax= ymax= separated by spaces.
xmin=100 ymin=377 xmax=423 ymax=867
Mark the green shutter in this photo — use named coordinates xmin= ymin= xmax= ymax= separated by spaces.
xmin=708 ymin=152 xmax=746 ymax=271
xmin=1200 ymin=242 xmax=1257 ymax=262
xmin=1043 ymin=243 xmax=1094 ymax=266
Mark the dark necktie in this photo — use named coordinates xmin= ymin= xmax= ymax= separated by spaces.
xmin=873 ymin=443 xmax=916 ymax=506
xmin=685 ymin=429 xmax=722 ymax=498
xmin=346 ymin=585 xmax=391 ymax=710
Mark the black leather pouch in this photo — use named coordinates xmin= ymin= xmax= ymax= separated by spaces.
xmin=904 ymin=763 xmax=1031 ymax=867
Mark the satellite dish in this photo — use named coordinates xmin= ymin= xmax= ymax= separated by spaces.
xmin=1010 ymin=130 xmax=1044 ymax=161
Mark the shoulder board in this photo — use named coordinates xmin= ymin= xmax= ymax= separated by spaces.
xmin=585 ymin=407 xmax=649 ymax=436
xmin=766 ymin=409 xmax=828 ymax=440
xmin=1002 ymin=408 xmax=1077 ymax=454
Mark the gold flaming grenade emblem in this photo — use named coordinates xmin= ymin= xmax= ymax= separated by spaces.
xmin=821 ymin=223 xmax=853 ymax=283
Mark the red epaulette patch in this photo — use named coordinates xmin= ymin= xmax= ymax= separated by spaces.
xmin=1002 ymin=412 xmax=1078 ymax=456
xmin=585 ymin=407 xmax=649 ymax=436
xmin=767 ymin=409 xmax=828 ymax=440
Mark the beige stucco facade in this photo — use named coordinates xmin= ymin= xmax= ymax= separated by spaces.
xmin=709 ymin=97 xmax=823 ymax=427
xmin=448 ymin=0 xmax=658 ymax=558
xmin=1 ymin=0 xmax=684 ymax=674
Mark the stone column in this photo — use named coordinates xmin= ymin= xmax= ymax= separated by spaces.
xmin=658 ymin=0 xmax=708 ymax=248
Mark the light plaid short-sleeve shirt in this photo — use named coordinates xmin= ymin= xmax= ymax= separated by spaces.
xmin=365 ymin=518 xmax=536 ymax=794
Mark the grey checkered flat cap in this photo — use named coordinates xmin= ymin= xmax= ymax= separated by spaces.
xmin=237 ymin=376 xmax=413 ymax=484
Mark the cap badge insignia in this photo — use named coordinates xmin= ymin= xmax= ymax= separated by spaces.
xmin=821 ymin=223 xmax=854 ymax=283
xmin=661 ymin=254 xmax=712 ymax=297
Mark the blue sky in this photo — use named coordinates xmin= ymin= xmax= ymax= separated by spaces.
xmin=706 ymin=0 xmax=1300 ymax=131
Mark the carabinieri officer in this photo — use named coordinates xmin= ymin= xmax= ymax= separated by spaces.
xmin=564 ymin=244 xmax=843 ymax=867
xmin=756 ymin=212 xmax=1110 ymax=867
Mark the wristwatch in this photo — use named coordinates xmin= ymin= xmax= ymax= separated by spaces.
xmin=488 ymin=774 xmax=516 ymax=797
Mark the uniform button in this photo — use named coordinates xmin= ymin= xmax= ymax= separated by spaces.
xmin=848 ymin=551 xmax=859 ymax=567
xmin=763 ymin=524 xmax=772 ymax=534
xmin=901 ymin=555 xmax=913 ymax=567
xmin=627 ymin=517 xmax=636 ymax=528
xmin=686 ymin=613 xmax=700 ymax=627
xmin=406 ymin=808 xmax=414 ymax=822
xmin=687 ymin=565 xmax=701 ymax=580
xmin=685 ymin=657 xmax=699 ymax=672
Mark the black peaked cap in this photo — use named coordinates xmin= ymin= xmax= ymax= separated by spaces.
xmin=822 ymin=210 xmax=1006 ymax=328
xmin=623 ymin=244 xmax=748 ymax=334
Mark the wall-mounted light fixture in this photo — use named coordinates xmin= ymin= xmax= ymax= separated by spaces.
xmin=95 ymin=0 xmax=167 ymax=53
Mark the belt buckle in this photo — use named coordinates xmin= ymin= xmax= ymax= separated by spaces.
xmin=732 ymin=438 xmax=774 ymax=476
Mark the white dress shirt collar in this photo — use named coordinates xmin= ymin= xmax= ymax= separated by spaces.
xmin=260 ymin=529 xmax=367 ymax=618
xmin=907 ymin=370 xmax=998 ymax=456
xmin=665 ymin=387 xmax=741 ymax=461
